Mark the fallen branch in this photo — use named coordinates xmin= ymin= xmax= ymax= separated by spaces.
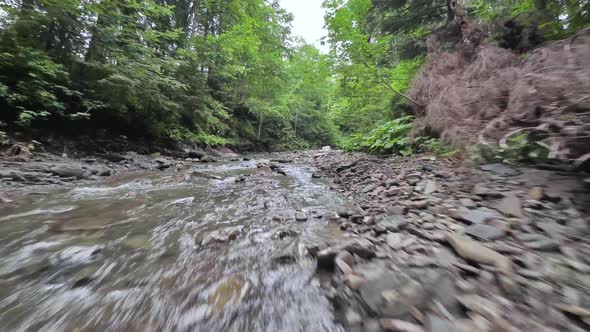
xmin=361 ymin=62 xmax=424 ymax=108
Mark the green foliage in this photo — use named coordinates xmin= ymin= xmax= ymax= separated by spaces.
xmin=0 ymin=132 xmax=7 ymax=146
xmin=168 ymin=128 xmax=235 ymax=147
xmin=324 ymin=0 xmax=425 ymax=148
xmin=471 ymin=0 xmax=590 ymax=40
xmin=325 ymin=0 xmax=589 ymax=158
xmin=1 ymin=0 xmax=587 ymax=154
xmin=0 ymin=0 xmax=336 ymax=149
xmin=494 ymin=133 xmax=549 ymax=164
xmin=340 ymin=116 xmax=414 ymax=155
xmin=0 ymin=122 xmax=8 ymax=146
xmin=0 ymin=47 xmax=77 ymax=127
xmin=416 ymin=137 xmax=460 ymax=157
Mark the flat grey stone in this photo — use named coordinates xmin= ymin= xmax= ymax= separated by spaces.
xmin=359 ymin=265 xmax=455 ymax=319
xmin=386 ymin=233 xmax=404 ymax=250
xmin=495 ymin=193 xmax=523 ymax=217
xmin=425 ymin=314 xmax=453 ymax=332
xmin=518 ymin=233 xmax=560 ymax=251
xmin=480 ymin=163 xmax=521 ymax=176
xmin=464 ymin=224 xmax=506 ymax=241
xmin=379 ymin=215 xmax=408 ymax=231
xmin=424 ymin=180 xmax=439 ymax=195
xmin=453 ymin=207 xmax=501 ymax=225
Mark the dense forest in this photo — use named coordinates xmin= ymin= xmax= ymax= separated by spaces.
xmin=1 ymin=0 xmax=589 ymax=156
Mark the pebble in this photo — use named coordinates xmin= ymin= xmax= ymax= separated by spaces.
xmin=423 ymin=180 xmax=439 ymax=195
xmin=447 ymin=234 xmax=512 ymax=273
xmin=517 ymin=233 xmax=560 ymax=251
xmin=295 ymin=212 xmax=308 ymax=222
xmin=460 ymin=198 xmax=476 ymax=208
xmin=425 ymin=314 xmax=454 ymax=332
xmin=496 ymin=193 xmax=523 ymax=218
xmin=336 ymin=258 xmax=353 ymax=274
xmin=529 ymin=187 xmax=545 ymax=200
xmin=386 ymin=233 xmax=404 ymax=250
xmin=345 ymin=274 xmax=366 ymax=289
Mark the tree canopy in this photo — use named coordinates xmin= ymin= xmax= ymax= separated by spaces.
xmin=0 ymin=0 xmax=336 ymax=149
xmin=1 ymin=0 xmax=588 ymax=153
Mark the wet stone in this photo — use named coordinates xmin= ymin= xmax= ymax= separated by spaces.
xmin=273 ymin=239 xmax=300 ymax=265
xmin=49 ymin=164 xmax=90 ymax=179
xmin=317 ymin=239 xmax=374 ymax=271
xmin=72 ymin=265 xmax=100 ymax=288
xmin=208 ymin=275 xmax=251 ymax=313
xmin=201 ymin=226 xmax=243 ymax=246
xmin=124 ymin=234 xmax=151 ymax=249
xmin=272 ymin=228 xmax=298 ymax=240
xmin=154 ymin=158 xmax=172 ymax=170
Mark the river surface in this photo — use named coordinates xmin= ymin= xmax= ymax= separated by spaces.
xmin=0 ymin=158 xmax=351 ymax=331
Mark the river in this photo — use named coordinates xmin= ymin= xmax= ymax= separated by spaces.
xmin=0 ymin=157 xmax=350 ymax=331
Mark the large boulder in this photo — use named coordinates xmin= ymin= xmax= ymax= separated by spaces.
xmin=49 ymin=164 xmax=90 ymax=179
xmin=201 ymin=226 xmax=244 ymax=246
xmin=188 ymin=149 xmax=207 ymax=159
xmin=154 ymin=158 xmax=172 ymax=170
xmin=358 ymin=264 xmax=456 ymax=319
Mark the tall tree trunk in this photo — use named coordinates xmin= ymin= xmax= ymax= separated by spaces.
xmin=257 ymin=111 xmax=263 ymax=139
xmin=20 ymin=0 xmax=35 ymax=11
xmin=293 ymin=109 xmax=299 ymax=137
xmin=446 ymin=0 xmax=455 ymax=22
xmin=535 ymin=0 xmax=547 ymax=11
xmin=85 ymin=12 xmax=107 ymax=63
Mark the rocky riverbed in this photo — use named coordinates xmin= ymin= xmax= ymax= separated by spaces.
xmin=0 ymin=145 xmax=231 ymax=198
xmin=1 ymin=147 xmax=589 ymax=331
xmin=296 ymin=150 xmax=590 ymax=331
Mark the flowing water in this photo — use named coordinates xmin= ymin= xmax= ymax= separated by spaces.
xmin=0 ymin=158 xmax=351 ymax=331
